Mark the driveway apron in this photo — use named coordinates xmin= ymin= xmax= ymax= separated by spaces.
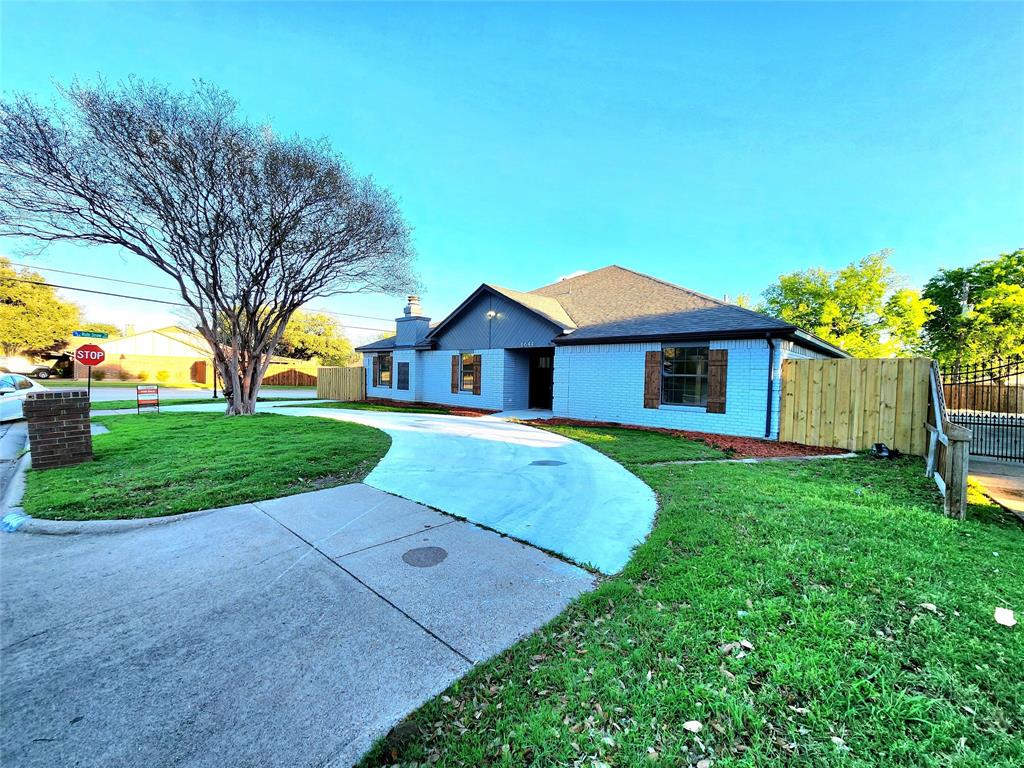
xmin=255 ymin=404 xmax=657 ymax=574
xmin=1 ymin=485 xmax=593 ymax=768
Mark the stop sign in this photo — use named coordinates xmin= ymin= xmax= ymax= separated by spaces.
xmin=75 ymin=344 xmax=106 ymax=367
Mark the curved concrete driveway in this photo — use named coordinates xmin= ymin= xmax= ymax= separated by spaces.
xmin=175 ymin=403 xmax=656 ymax=574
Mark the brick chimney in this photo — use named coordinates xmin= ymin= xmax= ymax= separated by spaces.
xmin=394 ymin=295 xmax=431 ymax=347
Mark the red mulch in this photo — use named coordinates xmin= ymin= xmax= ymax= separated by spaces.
xmin=361 ymin=398 xmax=497 ymax=418
xmin=524 ymin=417 xmax=850 ymax=459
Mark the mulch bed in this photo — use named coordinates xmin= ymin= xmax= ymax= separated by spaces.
xmin=523 ymin=417 xmax=850 ymax=459
xmin=361 ymin=398 xmax=497 ymax=418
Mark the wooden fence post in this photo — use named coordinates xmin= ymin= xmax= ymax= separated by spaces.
xmin=943 ymin=421 xmax=972 ymax=520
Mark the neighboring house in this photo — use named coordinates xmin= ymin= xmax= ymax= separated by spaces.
xmin=357 ymin=266 xmax=847 ymax=439
xmin=72 ymin=326 xmax=318 ymax=385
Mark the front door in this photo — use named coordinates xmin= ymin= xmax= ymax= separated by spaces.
xmin=528 ymin=350 xmax=554 ymax=409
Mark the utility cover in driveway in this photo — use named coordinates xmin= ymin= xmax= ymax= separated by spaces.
xmin=0 ymin=485 xmax=594 ymax=768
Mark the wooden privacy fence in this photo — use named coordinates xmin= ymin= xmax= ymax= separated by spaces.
xmin=263 ymin=368 xmax=317 ymax=387
xmin=317 ymin=366 xmax=364 ymax=401
xmin=779 ymin=357 xmax=932 ymax=455
xmin=943 ymin=382 xmax=1024 ymax=414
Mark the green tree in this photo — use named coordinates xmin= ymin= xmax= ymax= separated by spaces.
xmin=0 ymin=256 xmax=81 ymax=355
xmin=921 ymin=248 xmax=1024 ymax=363
xmin=278 ymin=311 xmax=358 ymax=366
xmin=760 ymin=250 xmax=934 ymax=357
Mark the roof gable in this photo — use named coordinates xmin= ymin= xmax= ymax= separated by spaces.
xmin=425 ymin=284 xmax=572 ymax=343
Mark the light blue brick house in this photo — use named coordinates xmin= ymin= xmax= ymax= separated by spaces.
xmin=357 ymin=266 xmax=846 ymax=439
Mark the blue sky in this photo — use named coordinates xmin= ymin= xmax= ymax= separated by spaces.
xmin=2 ymin=1 xmax=1022 ymax=342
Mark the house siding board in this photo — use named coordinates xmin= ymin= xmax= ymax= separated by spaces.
xmin=431 ymin=293 xmax=559 ymax=351
xmin=554 ymin=339 xmax=779 ymax=438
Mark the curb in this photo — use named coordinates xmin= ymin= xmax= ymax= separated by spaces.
xmin=1 ymin=446 xmax=222 ymax=536
xmin=7 ymin=506 xmax=221 ymax=536
xmin=0 ymin=451 xmax=30 ymax=530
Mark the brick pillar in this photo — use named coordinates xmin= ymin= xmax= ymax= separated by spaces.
xmin=23 ymin=390 xmax=93 ymax=470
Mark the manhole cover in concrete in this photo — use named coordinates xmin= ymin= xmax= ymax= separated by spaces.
xmin=530 ymin=460 xmax=566 ymax=466
xmin=402 ymin=546 xmax=448 ymax=567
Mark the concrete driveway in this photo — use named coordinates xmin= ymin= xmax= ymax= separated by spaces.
xmin=1 ymin=484 xmax=593 ymax=768
xmin=173 ymin=402 xmax=657 ymax=574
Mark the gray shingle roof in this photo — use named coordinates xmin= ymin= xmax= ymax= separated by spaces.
xmin=485 ymin=284 xmax=577 ymax=331
xmin=531 ymin=265 xmax=725 ymax=327
xmin=358 ymin=265 xmax=845 ymax=357
xmin=555 ymin=305 xmax=794 ymax=343
xmin=354 ymin=336 xmax=396 ymax=352
xmin=530 ymin=265 xmax=800 ymax=340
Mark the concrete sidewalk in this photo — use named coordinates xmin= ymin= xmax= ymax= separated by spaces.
xmin=1 ymin=483 xmax=594 ymax=768
xmin=970 ymin=457 xmax=1024 ymax=518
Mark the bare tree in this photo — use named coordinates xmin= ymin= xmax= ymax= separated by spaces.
xmin=0 ymin=79 xmax=415 ymax=414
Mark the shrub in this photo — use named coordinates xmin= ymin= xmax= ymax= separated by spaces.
xmin=137 ymin=371 xmax=150 ymax=382
xmin=118 ymin=369 xmax=132 ymax=381
xmin=92 ymin=369 xmax=106 ymax=381
xmin=156 ymin=370 xmax=170 ymax=383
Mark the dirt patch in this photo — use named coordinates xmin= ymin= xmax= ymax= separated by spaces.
xmin=524 ymin=417 xmax=850 ymax=459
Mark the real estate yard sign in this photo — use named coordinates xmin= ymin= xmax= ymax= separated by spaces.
xmin=137 ymin=385 xmax=159 ymax=414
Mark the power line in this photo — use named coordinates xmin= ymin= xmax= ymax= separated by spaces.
xmin=5 ymin=261 xmax=399 ymax=324
xmin=0 ymin=275 xmax=393 ymax=334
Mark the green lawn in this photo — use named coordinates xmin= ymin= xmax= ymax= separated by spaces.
xmin=89 ymin=396 xmax=317 ymax=411
xmin=23 ymin=412 xmax=389 ymax=521
xmin=361 ymin=439 xmax=1023 ymax=766
xmin=280 ymin=400 xmax=451 ymax=415
xmin=540 ymin=423 xmax=725 ymax=463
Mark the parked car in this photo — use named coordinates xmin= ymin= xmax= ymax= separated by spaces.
xmin=0 ymin=374 xmax=48 ymax=422
xmin=0 ymin=356 xmax=57 ymax=379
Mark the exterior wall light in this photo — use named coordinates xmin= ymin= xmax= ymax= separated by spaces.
xmin=485 ymin=310 xmax=497 ymax=319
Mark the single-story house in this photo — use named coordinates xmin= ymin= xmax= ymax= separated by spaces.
xmin=356 ymin=266 xmax=847 ymax=439
xmin=72 ymin=326 xmax=319 ymax=385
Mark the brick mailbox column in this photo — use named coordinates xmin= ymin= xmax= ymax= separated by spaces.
xmin=23 ymin=390 xmax=93 ymax=470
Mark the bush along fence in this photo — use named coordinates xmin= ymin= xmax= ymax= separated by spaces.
xmin=317 ymin=366 xmax=365 ymax=401
xmin=779 ymin=357 xmax=970 ymax=519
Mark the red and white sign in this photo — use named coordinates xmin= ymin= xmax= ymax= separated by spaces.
xmin=137 ymin=384 xmax=159 ymax=412
xmin=74 ymin=344 xmax=105 ymax=366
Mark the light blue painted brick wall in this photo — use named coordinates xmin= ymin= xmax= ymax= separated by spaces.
xmin=553 ymin=338 xmax=827 ymax=439
xmin=419 ymin=349 xmax=506 ymax=410
xmin=502 ymin=352 xmax=531 ymax=410
xmin=363 ymin=350 xmax=420 ymax=401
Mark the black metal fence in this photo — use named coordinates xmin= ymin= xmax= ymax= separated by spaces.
xmin=942 ymin=357 xmax=1024 ymax=462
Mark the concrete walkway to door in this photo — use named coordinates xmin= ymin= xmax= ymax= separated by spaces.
xmin=164 ymin=401 xmax=657 ymax=574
